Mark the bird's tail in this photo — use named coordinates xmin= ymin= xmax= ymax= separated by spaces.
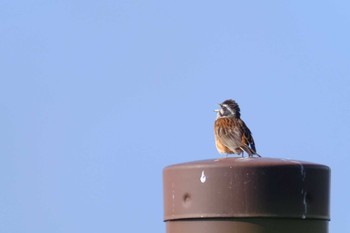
xmin=240 ymin=146 xmax=261 ymax=157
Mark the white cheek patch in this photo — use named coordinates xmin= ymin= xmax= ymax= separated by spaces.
xmin=222 ymin=104 xmax=234 ymax=115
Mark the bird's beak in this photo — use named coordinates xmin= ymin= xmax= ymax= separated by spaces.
xmin=214 ymin=103 xmax=222 ymax=112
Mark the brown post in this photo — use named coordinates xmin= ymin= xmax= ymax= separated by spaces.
xmin=163 ymin=158 xmax=330 ymax=233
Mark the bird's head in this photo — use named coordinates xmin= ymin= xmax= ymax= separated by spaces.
xmin=215 ymin=99 xmax=241 ymax=118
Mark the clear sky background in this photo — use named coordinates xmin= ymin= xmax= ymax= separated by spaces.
xmin=1 ymin=1 xmax=349 ymax=232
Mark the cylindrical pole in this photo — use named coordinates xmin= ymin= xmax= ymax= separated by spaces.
xmin=163 ymin=158 xmax=330 ymax=233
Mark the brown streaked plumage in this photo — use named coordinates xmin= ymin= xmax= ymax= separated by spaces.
xmin=214 ymin=99 xmax=260 ymax=157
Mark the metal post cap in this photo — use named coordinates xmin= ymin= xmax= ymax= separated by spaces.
xmin=163 ymin=157 xmax=330 ymax=221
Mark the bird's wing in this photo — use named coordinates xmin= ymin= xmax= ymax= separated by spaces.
xmin=238 ymin=119 xmax=256 ymax=153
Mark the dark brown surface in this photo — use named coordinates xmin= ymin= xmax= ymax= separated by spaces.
xmin=163 ymin=157 xmax=330 ymax=221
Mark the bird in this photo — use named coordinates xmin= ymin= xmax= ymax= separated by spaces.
xmin=214 ymin=99 xmax=260 ymax=157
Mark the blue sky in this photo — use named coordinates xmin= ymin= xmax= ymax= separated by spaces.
xmin=1 ymin=1 xmax=349 ymax=232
